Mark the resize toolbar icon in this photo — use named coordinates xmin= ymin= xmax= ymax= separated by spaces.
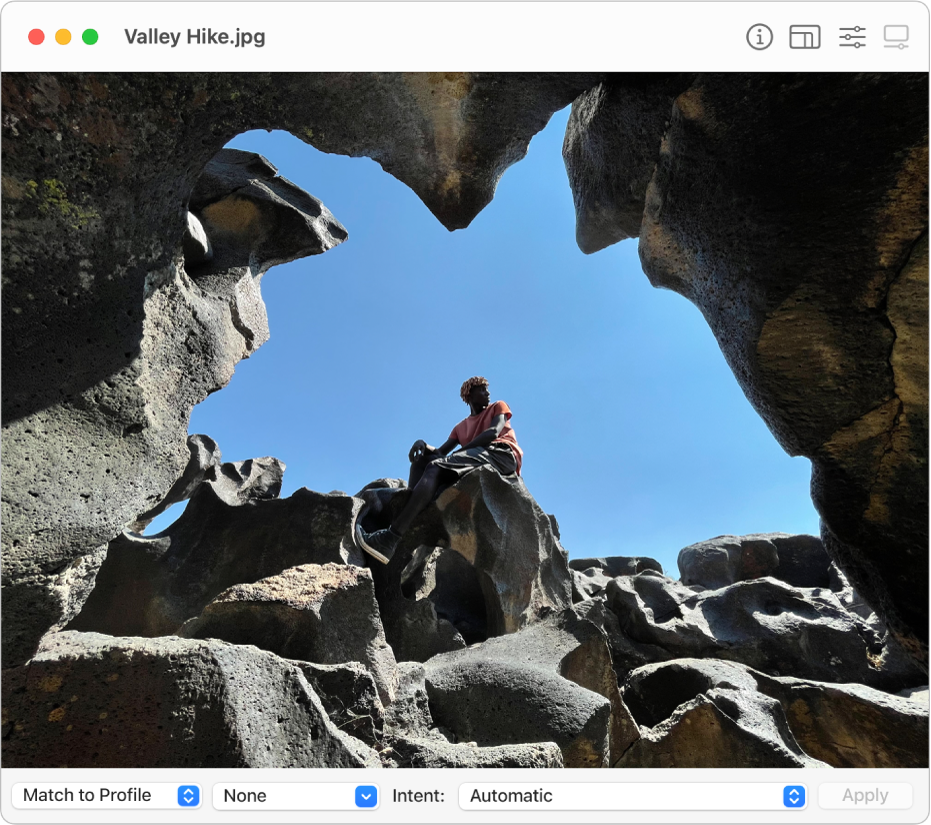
xmin=885 ymin=25 xmax=909 ymax=49
xmin=790 ymin=25 xmax=820 ymax=49
xmin=839 ymin=26 xmax=866 ymax=47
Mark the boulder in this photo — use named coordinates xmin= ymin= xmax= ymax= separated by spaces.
xmin=605 ymin=570 xmax=925 ymax=691
xmin=620 ymin=658 xmax=928 ymax=769
xmin=569 ymin=556 xmax=663 ymax=602
xmin=179 ymin=563 xmax=398 ymax=703
xmin=637 ymin=73 xmax=929 ymax=665
xmin=423 ymin=610 xmax=635 ymax=767
xmin=425 ymin=657 xmax=610 ymax=768
xmin=1 ymin=631 xmax=379 ymax=768
xmin=359 ymin=469 xmax=573 ymax=651
xmin=67 ymin=468 xmax=366 ymax=637
xmin=618 ymin=659 xmax=828 ymax=768
xmin=571 ymin=567 xmax=613 ymax=602
xmin=677 ymin=533 xmax=832 ymax=590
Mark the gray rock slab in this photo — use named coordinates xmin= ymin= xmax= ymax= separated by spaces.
xmin=180 ymin=563 xmax=398 ymax=703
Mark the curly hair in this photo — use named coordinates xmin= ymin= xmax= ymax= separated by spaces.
xmin=460 ymin=376 xmax=488 ymax=403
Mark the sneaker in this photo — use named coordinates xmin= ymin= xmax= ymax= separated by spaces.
xmin=355 ymin=523 xmax=401 ymax=564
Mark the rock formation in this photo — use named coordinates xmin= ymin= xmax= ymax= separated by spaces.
xmin=2 ymin=71 xmax=927 ymax=769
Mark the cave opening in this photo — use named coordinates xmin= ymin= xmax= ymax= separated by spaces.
xmin=145 ymin=107 xmax=819 ymax=578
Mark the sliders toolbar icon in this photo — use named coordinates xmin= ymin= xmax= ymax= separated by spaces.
xmin=839 ymin=26 xmax=866 ymax=47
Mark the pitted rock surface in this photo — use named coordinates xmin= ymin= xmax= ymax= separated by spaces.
xmin=1 ymin=631 xmax=379 ymax=768
xmin=563 ymin=75 xmax=692 ymax=252
xmin=637 ymin=73 xmax=929 ymax=664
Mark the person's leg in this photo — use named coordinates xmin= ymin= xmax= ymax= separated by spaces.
xmin=407 ymin=453 xmax=432 ymax=488
xmin=392 ymin=462 xmax=445 ymax=535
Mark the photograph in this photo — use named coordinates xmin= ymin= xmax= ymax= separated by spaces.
xmin=2 ymin=70 xmax=927 ymax=771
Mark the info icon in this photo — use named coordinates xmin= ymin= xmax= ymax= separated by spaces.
xmin=177 ymin=785 xmax=200 ymax=807
xmin=747 ymin=24 xmax=773 ymax=50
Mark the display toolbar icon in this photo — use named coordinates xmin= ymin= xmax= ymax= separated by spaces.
xmin=885 ymin=25 xmax=909 ymax=49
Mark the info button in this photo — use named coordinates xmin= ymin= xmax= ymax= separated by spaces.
xmin=819 ymin=783 xmax=913 ymax=810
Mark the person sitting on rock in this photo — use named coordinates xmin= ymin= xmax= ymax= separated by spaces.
xmin=356 ymin=376 xmax=523 ymax=564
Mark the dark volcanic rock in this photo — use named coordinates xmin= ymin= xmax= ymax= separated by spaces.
xmin=2 ymin=631 xmax=379 ymax=768
xmin=68 ymin=474 xmax=365 ymax=638
xmin=637 ymin=73 xmax=929 ymax=665
xmin=569 ymin=555 xmax=664 ymax=577
xmin=570 ymin=555 xmax=664 ymax=602
xmin=620 ymin=658 xmax=928 ymax=769
xmin=179 ymin=563 xmax=398 ymax=703
xmin=401 ymin=545 xmax=487 ymax=644
xmin=359 ymin=469 xmax=573 ymax=656
xmin=605 ymin=570 xmax=924 ymax=691
xmin=423 ymin=610 xmax=634 ymax=767
xmin=563 ymin=75 xmax=692 ymax=252
xmin=678 ymin=533 xmax=833 ymax=590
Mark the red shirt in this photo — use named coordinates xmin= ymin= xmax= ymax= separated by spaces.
xmin=449 ymin=400 xmax=523 ymax=475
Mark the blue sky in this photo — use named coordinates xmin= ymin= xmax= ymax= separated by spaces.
xmin=148 ymin=106 xmax=820 ymax=577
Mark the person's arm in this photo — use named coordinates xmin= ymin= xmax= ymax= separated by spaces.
xmin=409 ymin=437 xmax=458 ymax=463
xmin=460 ymin=413 xmax=507 ymax=451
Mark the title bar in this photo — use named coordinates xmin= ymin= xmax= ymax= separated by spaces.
xmin=1 ymin=2 xmax=928 ymax=72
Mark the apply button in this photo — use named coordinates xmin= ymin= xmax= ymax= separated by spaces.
xmin=818 ymin=783 xmax=913 ymax=810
